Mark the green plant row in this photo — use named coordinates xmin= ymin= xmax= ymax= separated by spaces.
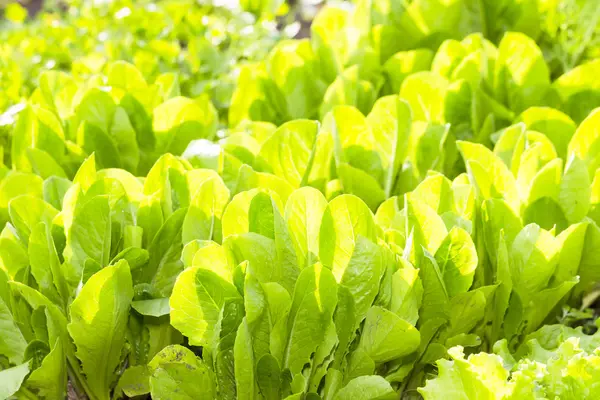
xmin=228 ymin=0 xmax=600 ymax=126
xmin=1 ymin=0 xmax=600 ymax=399
xmin=3 ymin=0 xmax=600 ymax=126
xmin=2 ymin=96 xmax=600 ymax=398
xmin=4 ymin=2 xmax=600 ymax=185
xmin=0 ymin=0 xmax=289 ymax=119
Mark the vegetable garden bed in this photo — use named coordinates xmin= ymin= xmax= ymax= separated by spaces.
xmin=1 ymin=0 xmax=600 ymax=399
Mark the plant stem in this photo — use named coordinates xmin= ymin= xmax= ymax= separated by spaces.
xmin=477 ymin=0 xmax=488 ymax=39
xmin=19 ymin=386 xmax=38 ymax=400
xmin=67 ymin=359 xmax=94 ymax=400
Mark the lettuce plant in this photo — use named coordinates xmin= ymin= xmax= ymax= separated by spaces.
xmin=2 ymin=1 xmax=600 ymax=399
xmin=8 ymin=61 xmax=218 ymax=176
xmin=420 ymin=322 xmax=600 ymax=399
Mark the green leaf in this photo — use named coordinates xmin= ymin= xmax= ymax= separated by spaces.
xmin=111 ymin=247 xmax=149 ymax=271
xmin=553 ymin=60 xmax=600 ymax=121
xmin=321 ymin=105 xmax=380 ymax=182
xmin=407 ymin=122 xmax=450 ymax=184
xmin=148 ymin=345 xmax=216 ymax=400
xmin=222 ymin=190 xmax=270 ymax=239
xmin=0 ymin=297 xmax=27 ymax=364
xmin=383 ymin=49 xmax=434 ymax=94
xmin=419 ymin=346 xmax=508 ymax=400
xmin=153 ymin=96 xmax=217 ymax=155
xmin=66 ymin=195 xmax=111 ymax=280
xmin=574 ymin=221 xmax=600 ymax=298
xmin=184 ymin=240 xmax=233 ymax=281
xmin=132 ymin=298 xmax=170 ymax=317
xmin=234 ymin=165 xmax=294 ymax=205
xmin=75 ymin=88 xmax=116 ymax=134
xmin=226 ymin=191 xmax=299 ymax=292
xmin=527 ymin=158 xmax=562 ymax=205
xmin=0 ymin=225 xmax=30 ymax=279
xmin=358 ymin=306 xmax=420 ymax=364
xmin=366 ymin=96 xmax=412 ymax=197
xmin=267 ymin=40 xmax=324 ymax=119
xmin=284 ymin=187 xmax=328 ymax=269
xmin=35 ymin=71 xmax=77 ymax=120
xmin=116 ymin=365 xmax=150 ymax=397
xmin=27 ymin=148 xmax=68 ymax=179
xmin=0 ymin=172 xmax=43 ymax=225
xmin=28 ymin=221 xmax=69 ymax=309
xmin=320 ymin=66 xmax=378 ymax=117
xmin=510 ymin=224 xmax=558 ymax=303
xmin=331 ymin=286 xmax=356 ymax=372
xmin=11 ymin=105 xmax=65 ymax=173
xmin=7 ymin=281 xmax=69 ymax=342
xmin=515 ymin=135 xmax=559 ymax=200
xmin=339 ymin=236 xmax=385 ymax=324
xmin=43 ymin=176 xmax=72 ymax=210
xmin=26 ymin=338 xmax=67 ymax=399
xmin=431 ymin=39 xmax=467 ymax=78
xmin=144 ymin=208 xmax=187 ymax=297
xmin=491 ymin=231 xmax=512 ymax=344
xmin=229 ymin=63 xmax=284 ymax=127
xmin=400 ymin=72 xmax=448 ymax=123
xmin=434 ymin=227 xmax=477 ymax=298
xmin=170 ymin=266 xmax=241 ymax=349
xmin=445 ymin=286 xmax=492 ymax=339
xmin=494 ymin=32 xmax=550 ymax=112
xmin=234 ymin=318 xmax=257 ymax=400
xmin=98 ymin=168 xmax=143 ymax=201
xmin=481 ymin=199 xmax=523 ymax=266
xmin=553 ymin=222 xmax=588 ymax=284
xmin=408 ymin=173 xmax=455 ymax=215
xmin=524 ymin=277 xmax=579 ymax=334
xmin=109 ymin=106 xmax=140 ymax=172
xmin=210 ymin=298 xmax=242 ymax=400
xmin=247 ymin=191 xmax=276 ymax=239
xmin=256 ymin=120 xmax=320 ymax=187
xmin=283 ymin=263 xmax=338 ymax=375
xmin=493 ymin=123 xmax=526 ymax=172
xmin=405 ymin=197 xmax=448 ymax=260
xmin=458 ymin=141 xmax=520 ymax=214
xmin=107 ymin=61 xmax=147 ymax=94
xmin=567 ymin=108 xmax=600 ymax=178
xmin=390 ymin=260 xmax=422 ymax=326
xmin=419 ymin=250 xmax=450 ymax=324
xmin=256 ymin=354 xmax=281 ymax=400
xmin=558 ymin=155 xmax=591 ymax=223
xmin=0 ymin=362 xmax=30 ymax=399
xmin=517 ymin=107 xmax=576 ymax=159
xmin=8 ymin=194 xmax=58 ymax=246
xmin=73 ymin=153 xmax=97 ymax=191
xmin=337 ymin=162 xmax=386 ymax=211
xmin=67 ymin=260 xmax=133 ymax=400
xmin=307 ymin=322 xmax=337 ymax=392
xmin=333 ymin=375 xmax=396 ymax=400
xmin=182 ymin=174 xmax=230 ymax=244
xmin=319 ymin=194 xmax=377 ymax=279
xmin=78 ymin=122 xmax=122 ymax=170
xmin=142 ymin=153 xmax=189 ymax=216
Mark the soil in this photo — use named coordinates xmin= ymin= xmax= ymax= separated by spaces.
xmin=20 ymin=0 xmax=44 ymax=15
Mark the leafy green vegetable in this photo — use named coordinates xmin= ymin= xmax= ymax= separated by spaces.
xmin=68 ymin=260 xmax=133 ymax=400
xmin=420 ymin=321 xmax=600 ymax=400
xmin=2 ymin=1 xmax=600 ymax=399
